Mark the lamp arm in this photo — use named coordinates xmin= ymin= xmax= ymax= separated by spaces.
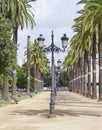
xmin=45 ymin=44 xmax=65 ymax=53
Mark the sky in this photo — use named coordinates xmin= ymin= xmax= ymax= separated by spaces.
xmin=17 ymin=0 xmax=83 ymax=66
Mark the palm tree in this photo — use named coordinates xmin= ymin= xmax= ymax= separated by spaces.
xmin=31 ymin=40 xmax=40 ymax=92
xmin=78 ymin=0 xmax=102 ymax=100
xmin=1 ymin=0 xmax=35 ymax=99
xmin=63 ymin=0 xmax=102 ymax=100
xmin=38 ymin=53 xmax=49 ymax=90
xmin=78 ymin=0 xmax=98 ymax=99
xmin=64 ymin=3 xmax=95 ymax=97
xmin=31 ymin=40 xmax=49 ymax=93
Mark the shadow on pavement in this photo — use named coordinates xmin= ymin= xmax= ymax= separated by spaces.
xmin=11 ymin=92 xmax=102 ymax=118
xmin=12 ymin=108 xmax=102 ymax=118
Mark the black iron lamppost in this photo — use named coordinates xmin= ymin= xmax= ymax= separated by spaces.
xmin=37 ymin=30 xmax=69 ymax=118
xmin=47 ymin=59 xmax=50 ymax=67
xmin=57 ymin=59 xmax=62 ymax=68
xmin=47 ymin=59 xmax=62 ymax=96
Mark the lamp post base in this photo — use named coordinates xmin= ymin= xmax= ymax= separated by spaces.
xmin=48 ymin=113 xmax=56 ymax=118
xmin=48 ymin=103 xmax=56 ymax=118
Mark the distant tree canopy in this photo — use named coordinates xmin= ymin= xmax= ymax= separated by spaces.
xmin=0 ymin=15 xmax=16 ymax=74
xmin=16 ymin=65 xmax=27 ymax=89
xmin=44 ymin=74 xmax=51 ymax=87
xmin=16 ymin=65 xmax=34 ymax=90
xmin=44 ymin=70 xmax=69 ymax=87
xmin=59 ymin=70 xmax=69 ymax=87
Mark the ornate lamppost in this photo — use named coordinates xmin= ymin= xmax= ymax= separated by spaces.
xmin=37 ymin=30 xmax=69 ymax=118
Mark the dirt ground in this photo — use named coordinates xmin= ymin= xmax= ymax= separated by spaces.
xmin=0 ymin=91 xmax=102 ymax=130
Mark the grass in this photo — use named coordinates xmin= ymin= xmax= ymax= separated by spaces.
xmin=0 ymin=92 xmax=35 ymax=108
xmin=0 ymin=101 xmax=9 ymax=107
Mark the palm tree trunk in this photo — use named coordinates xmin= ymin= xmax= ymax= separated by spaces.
xmin=69 ymin=71 xmax=73 ymax=92
xmin=84 ymin=51 xmax=88 ymax=96
xmin=74 ymin=67 xmax=76 ymax=93
xmin=87 ymin=51 xmax=91 ymax=98
xmin=26 ymin=36 xmax=31 ymax=95
xmin=80 ymin=57 xmax=84 ymax=95
xmin=11 ymin=22 xmax=18 ymax=99
xmin=37 ymin=67 xmax=41 ymax=92
xmin=76 ymin=64 xmax=79 ymax=94
xmin=92 ymin=33 xmax=97 ymax=99
xmin=78 ymin=58 xmax=81 ymax=94
xmin=34 ymin=57 xmax=37 ymax=93
xmin=69 ymin=71 xmax=72 ymax=91
xmin=2 ymin=74 xmax=9 ymax=101
xmin=72 ymin=71 xmax=74 ymax=92
xmin=41 ymin=73 xmax=44 ymax=90
xmin=98 ymin=26 xmax=102 ymax=100
xmin=75 ymin=65 xmax=78 ymax=93
xmin=73 ymin=69 xmax=76 ymax=93
xmin=37 ymin=67 xmax=40 ymax=91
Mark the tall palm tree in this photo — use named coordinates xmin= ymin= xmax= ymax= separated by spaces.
xmin=64 ymin=3 xmax=95 ymax=97
xmin=63 ymin=0 xmax=102 ymax=100
xmin=31 ymin=40 xmax=49 ymax=92
xmin=78 ymin=0 xmax=98 ymax=99
xmin=1 ymin=0 xmax=35 ymax=99
xmin=31 ymin=40 xmax=40 ymax=92
xmin=78 ymin=0 xmax=102 ymax=100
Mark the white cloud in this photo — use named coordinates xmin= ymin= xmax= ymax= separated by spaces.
xmin=17 ymin=0 xmax=83 ymax=66
xmin=32 ymin=0 xmax=82 ymax=28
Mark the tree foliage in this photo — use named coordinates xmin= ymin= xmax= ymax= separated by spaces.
xmin=16 ymin=65 xmax=27 ymax=89
xmin=59 ymin=70 xmax=69 ymax=87
xmin=30 ymin=40 xmax=49 ymax=74
xmin=16 ymin=65 xmax=34 ymax=90
xmin=0 ymin=74 xmax=3 ymax=90
xmin=1 ymin=0 xmax=35 ymax=29
xmin=0 ymin=15 xmax=16 ymax=74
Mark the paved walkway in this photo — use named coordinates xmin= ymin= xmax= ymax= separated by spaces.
xmin=0 ymin=91 xmax=102 ymax=130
